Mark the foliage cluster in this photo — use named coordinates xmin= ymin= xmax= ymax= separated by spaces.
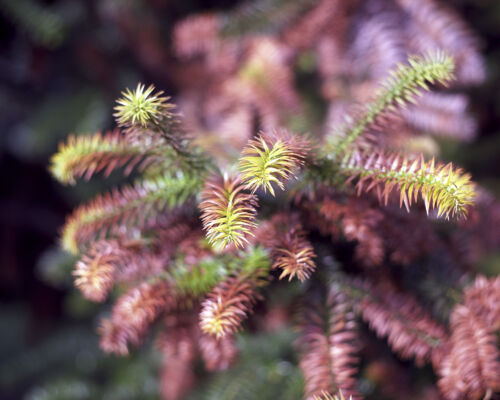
xmin=47 ymin=0 xmax=500 ymax=399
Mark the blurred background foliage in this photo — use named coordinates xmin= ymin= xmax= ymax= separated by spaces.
xmin=0 ymin=0 xmax=499 ymax=399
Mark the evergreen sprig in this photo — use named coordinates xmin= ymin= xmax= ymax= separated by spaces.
xmin=333 ymin=51 xmax=454 ymax=154
xmin=340 ymin=150 xmax=475 ymax=219
xmin=62 ymin=173 xmax=201 ymax=254
xmin=298 ymin=286 xmax=360 ymax=399
xmin=49 ymin=131 xmax=161 ymax=184
xmin=344 ymin=278 xmax=447 ymax=365
xmin=199 ymin=257 xmax=269 ymax=338
xmin=172 ymin=246 xmax=269 ymax=297
xmin=239 ymin=131 xmax=309 ymax=196
xmin=260 ymin=214 xmax=316 ymax=282
xmin=199 ymin=173 xmax=258 ymax=250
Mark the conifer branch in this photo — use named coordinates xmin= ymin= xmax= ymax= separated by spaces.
xmin=47 ymin=2 xmax=492 ymax=393
xmin=298 ymin=287 xmax=360 ymax=400
xmin=340 ymin=149 xmax=475 ymax=219
xmin=170 ymin=256 xmax=231 ymax=298
xmin=437 ymin=305 xmax=500 ymax=400
xmin=199 ymin=260 xmax=269 ymax=338
xmin=157 ymin=317 xmax=197 ymax=400
xmin=318 ymin=198 xmax=384 ymax=266
xmin=62 ymin=174 xmax=201 ymax=254
xmin=172 ymin=246 xmax=269 ymax=297
xmin=239 ymin=131 xmax=310 ymax=196
xmin=73 ymin=240 xmax=118 ymax=302
xmin=73 ymin=237 xmax=176 ymax=302
xmin=51 ymin=83 xmax=211 ymax=190
xmin=199 ymin=173 xmax=258 ymax=250
xmin=333 ymin=51 xmax=454 ymax=155
xmin=114 ymin=83 xmax=174 ymax=128
xmin=270 ymin=233 xmax=316 ymax=282
xmin=402 ymin=92 xmax=477 ymax=141
xmin=99 ymin=280 xmax=176 ymax=355
xmin=396 ymin=0 xmax=485 ymax=85
xmin=346 ymin=279 xmax=447 ymax=366
xmin=463 ymin=275 xmax=500 ymax=331
xmin=115 ymin=83 xmax=211 ymax=174
xmin=49 ymin=131 xmax=162 ymax=185
xmin=260 ymin=213 xmax=316 ymax=282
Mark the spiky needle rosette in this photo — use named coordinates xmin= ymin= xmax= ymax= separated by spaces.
xmin=114 ymin=83 xmax=174 ymax=127
xmin=341 ymin=150 xmax=475 ymax=219
xmin=199 ymin=173 xmax=258 ymax=250
xmin=238 ymin=131 xmax=310 ymax=196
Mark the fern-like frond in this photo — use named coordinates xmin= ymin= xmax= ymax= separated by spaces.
xmin=49 ymin=131 xmax=162 ymax=185
xmin=62 ymin=174 xmax=201 ymax=254
xmin=334 ymin=51 xmax=454 ymax=154
xmin=340 ymin=149 xmax=475 ymax=219
xmin=239 ymin=131 xmax=309 ymax=196
xmin=199 ymin=263 xmax=269 ymax=338
xmin=199 ymin=173 xmax=258 ymax=250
